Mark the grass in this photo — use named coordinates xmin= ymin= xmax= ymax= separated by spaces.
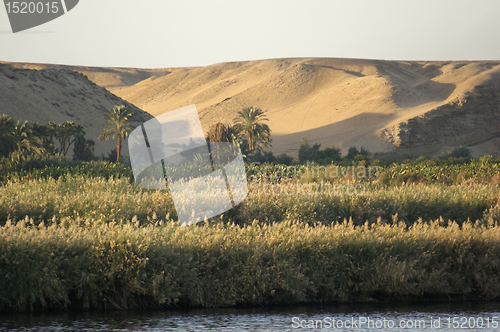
xmin=2 ymin=217 xmax=500 ymax=312
xmin=243 ymin=180 xmax=499 ymax=225
xmin=0 ymin=176 xmax=498 ymax=226
xmin=0 ymin=176 xmax=173 ymax=225
xmin=0 ymin=158 xmax=500 ymax=312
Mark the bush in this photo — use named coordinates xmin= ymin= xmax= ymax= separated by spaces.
xmin=275 ymin=153 xmax=293 ymax=165
xmin=313 ymin=147 xmax=342 ymax=164
xmin=73 ymin=137 xmax=96 ymax=161
xmin=298 ymin=137 xmax=320 ymax=162
xmin=441 ymin=146 xmax=472 ymax=159
xmin=246 ymin=150 xmax=277 ymax=164
xmin=102 ymin=148 xmax=130 ymax=165
xmin=12 ymin=154 xmax=69 ymax=171
xmin=346 ymin=146 xmax=370 ymax=159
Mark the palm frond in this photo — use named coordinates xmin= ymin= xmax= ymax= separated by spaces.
xmin=233 ymin=107 xmax=271 ymax=151
xmin=98 ymin=105 xmax=139 ymax=162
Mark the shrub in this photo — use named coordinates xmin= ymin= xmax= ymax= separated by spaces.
xmin=275 ymin=153 xmax=294 ymax=165
xmin=313 ymin=147 xmax=342 ymax=164
xmin=346 ymin=146 xmax=370 ymax=159
xmin=441 ymin=146 xmax=472 ymax=159
xmin=298 ymin=137 xmax=320 ymax=162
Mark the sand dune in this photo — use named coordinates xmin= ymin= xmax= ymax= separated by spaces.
xmin=0 ymin=63 xmax=152 ymax=156
xmin=107 ymin=58 xmax=500 ymax=157
xmin=6 ymin=62 xmax=170 ymax=90
xmin=4 ymin=58 xmax=500 ymax=158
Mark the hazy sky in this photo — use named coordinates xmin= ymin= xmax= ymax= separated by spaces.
xmin=1 ymin=0 xmax=500 ymax=68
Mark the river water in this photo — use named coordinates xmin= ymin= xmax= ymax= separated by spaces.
xmin=1 ymin=301 xmax=500 ymax=331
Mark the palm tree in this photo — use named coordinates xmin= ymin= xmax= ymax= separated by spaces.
xmin=233 ymin=106 xmax=271 ymax=152
xmin=0 ymin=114 xmax=17 ymax=158
xmin=9 ymin=120 xmax=45 ymax=163
xmin=98 ymin=105 xmax=137 ymax=162
xmin=207 ymin=122 xmax=239 ymax=163
xmin=207 ymin=122 xmax=238 ymax=143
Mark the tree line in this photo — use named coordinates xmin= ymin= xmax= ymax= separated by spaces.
xmin=1 ymin=103 xmax=475 ymax=171
xmin=0 ymin=105 xmax=274 ymax=168
xmin=0 ymin=115 xmax=95 ymax=166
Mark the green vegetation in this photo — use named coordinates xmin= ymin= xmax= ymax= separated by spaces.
xmin=298 ymin=137 xmax=321 ymax=162
xmin=2 ymin=217 xmax=500 ymax=312
xmin=202 ymin=106 xmax=274 ymax=162
xmin=0 ymin=104 xmax=139 ymax=171
xmin=297 ymin=137 xmax=373 ymax=165
xmin=346 ymin=146 xmax=370 ymax=159
xmin=1 ymin=108 xmax=500 ymax=313
xmin=247 ymin=156 xmax=500 ymax=186
xmin=49 ymin=121 xmax=86 ymax=157
xmin=441 ymin=146 xmax=473 ymax=159
xmin=233 ymin=106 xmax=272 ymax=153
xmin=98 ymin=105 xmax=138 ymax=162
xmin=0 ymin=115 xmax=97 ymax=172
xmin=1 ymin=157 xmax=499 ymax=228
xmin=1 ymin=174 xmax=499 ymax=228
xmin=0 ymin=156 xmax=499 ymax=312
xmin=0 ymin=114 xmax=19 ymax=157
xmin=0 ymin=116 xmax=45 ymax=164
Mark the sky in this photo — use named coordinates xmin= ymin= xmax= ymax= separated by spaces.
xmin=1 ymin=0 xmax=500 ymax=68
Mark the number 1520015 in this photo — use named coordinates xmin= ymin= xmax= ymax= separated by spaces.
xmin=5 ymin=2 xmax=59 ymax=14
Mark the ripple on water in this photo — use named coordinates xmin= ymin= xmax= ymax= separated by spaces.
xmin=1 ymin=301 xmax=500 ymax=332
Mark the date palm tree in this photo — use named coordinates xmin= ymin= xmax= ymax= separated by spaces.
xmin=9 ymin=120 xmax=45 ymax=163
xmin=207 ymin=122 xmax=239 ymax=144
xmin=233 ymin=107 xmax=271 ymax=152
xmin=0 ymin=114 xmax=17 ymax=158
xmin=15 ymin=120 xmax=44 ymax=154
xmin=207 ymin=122 xmax=239 ymax=163
xmin=98 ymin=105 xmax=137 ymax=162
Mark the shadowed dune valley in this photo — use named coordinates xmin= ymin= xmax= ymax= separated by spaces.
xmin=2 ymin=58 xmax=500 ymax=158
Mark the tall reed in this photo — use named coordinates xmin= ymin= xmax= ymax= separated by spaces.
xmin=1 ymin=217 xmax=500 ymax=312
xmin=1 ymin=176 xmax=497 ymax=226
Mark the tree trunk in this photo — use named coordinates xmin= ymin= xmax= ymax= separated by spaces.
xmin=248 ymin=129 xmax=253 ymax=151
xmin=116 ymin=133 xmax=121 ymax=162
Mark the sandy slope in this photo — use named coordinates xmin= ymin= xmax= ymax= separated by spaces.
xmin=0 ymin=63 xmax=152 ymax=157
xmin=108 ymin=58 xmax=500 ymax=157
xmin=4 ymin=58 xmax=500 ymax=158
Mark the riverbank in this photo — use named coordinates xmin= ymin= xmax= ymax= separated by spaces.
xmin=1 ymin=159 xmax=500 ymax=313
xmin=2 ymin=217 xmax=500 ymax=312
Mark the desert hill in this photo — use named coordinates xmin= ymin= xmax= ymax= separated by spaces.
xmin=0 ymin=63 xmax=153 ymax=156
xmin=109 ymin=58 xmax=500 ymax=158
xmin=3 ymin=62 xmax=170 ymax=90
xmin=4 ymin=58 xmax=500 ymax=158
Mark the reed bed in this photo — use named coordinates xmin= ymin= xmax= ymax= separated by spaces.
xmin=0 ymin=176 xmax=174 ymax=224
xmin=1 ymin=217 xmax=500 ymax=312
xmin=0 ymin=176 xmax=498 ymax=226
xmin=1 ymin=161 xmax=499 ymax=313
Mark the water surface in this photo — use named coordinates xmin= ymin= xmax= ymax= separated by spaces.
xmin=2 ymin=301 xmax=500 ymax=331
